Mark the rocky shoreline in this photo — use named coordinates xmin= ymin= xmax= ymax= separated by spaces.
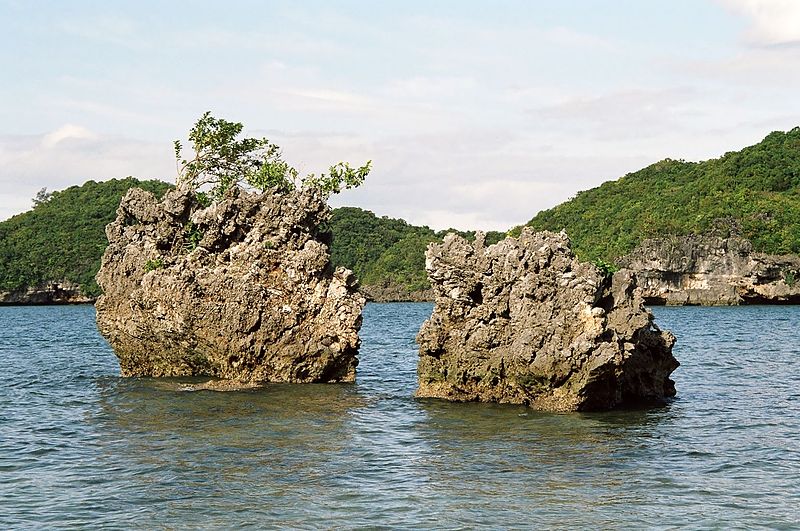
xmin=0 ymin=282 xmax=94 ymax=305
xmin=620 ymin=235 xmax=800 ymax=306
xmin=360 ymin=281 xmax=433 ymax=303
xmin=0 ymin=284 xmax=430 ymax=305
xmin=4 ymin=235 xmax=799 ymax=307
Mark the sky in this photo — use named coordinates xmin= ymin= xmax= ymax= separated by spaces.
xmin=1 ymin=0 xmax=800 ymax=230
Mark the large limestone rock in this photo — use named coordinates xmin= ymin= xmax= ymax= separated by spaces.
xmin=620 ymin=235 xmax=800 ymax=305
xmin=95 ymin=186 xmax=365 ymax=382
xmin=416 ymin=229 xmax=678 ymax=412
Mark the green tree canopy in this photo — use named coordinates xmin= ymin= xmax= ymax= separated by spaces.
xmin=175 ymin=111 xmax=371 ymax=199
xmin=517 ymin=127 xmax=800 ymax=262
xmin=0 ymin=178 xmax=172 ymax=296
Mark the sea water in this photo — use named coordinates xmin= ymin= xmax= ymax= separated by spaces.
xmin=0 ymin=303 xmax=798 ymax=529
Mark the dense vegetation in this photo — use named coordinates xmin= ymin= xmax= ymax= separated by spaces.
xmin=0 ymin=182 xmax=502 ymax=299
xmin=3 ymin=127 xmax=799 ymax=299
xmin=329 ymin=207 xmax=436 ymax=292
xmin=329 ymin=207 xmax=503 ymax=293
xmin=0 ymin=178 xmax=171 ymax=297
xmin=518 ymin=128 xmax=800 ymax=262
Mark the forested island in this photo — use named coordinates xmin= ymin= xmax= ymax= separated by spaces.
xmin=0 ymin=178 xmax=503 ymax=302
xmin=1 ymin=127 xmax=799 ymax=304
xmin=518 ymin=127 xmax=800 ymax=261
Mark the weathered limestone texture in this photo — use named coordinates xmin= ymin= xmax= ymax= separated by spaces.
xmin=416 ymin=229 xmax=678 ymax=412
xmin=95 ymin=186 xmax=365 ymax=382
xmin=620 ymin=235 xmax=800 ymax=305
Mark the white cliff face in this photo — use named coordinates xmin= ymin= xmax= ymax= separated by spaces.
xmin=620 ymin=236 xmax=800 ymax=305
xmin=416 ymin=229 xmax=678 ymax=412
xmin=95 ymin=185 xmax=364 ymax=383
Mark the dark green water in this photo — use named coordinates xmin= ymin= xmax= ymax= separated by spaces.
xmin=1 ymin=303 xmax=799 ymax=529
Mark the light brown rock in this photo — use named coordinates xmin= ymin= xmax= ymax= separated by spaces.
xmin=416 ymin=229 xmax=678 ymax=412
xmin=95 ymin=186 xmax=365 ymax=383
xmin=620 ymin=235 xmax=800 ymax=305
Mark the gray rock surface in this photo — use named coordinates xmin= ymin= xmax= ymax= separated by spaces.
xmin=95 ymin=186 xmax=365 ymax=382
xmin=416 ymin=229 xmax=678 ymax=412
xmin=620 ymin=235 xmax=800 ymax=305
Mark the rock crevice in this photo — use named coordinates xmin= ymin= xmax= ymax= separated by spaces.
xmin=416 ymin=229 xmax=678 ymax=412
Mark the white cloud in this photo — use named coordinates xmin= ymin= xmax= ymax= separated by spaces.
xmin=678 ymin=45 xmax=800 ymax=88
xmin=41 ymin=124 xmax=96 ymax=148
xmin=0 ymin=127 xmax=173 ymax=222
xmin=3 ymin=3 xmax=799 ymax=234
xmin=531 ymin=88 xmax=702 ymax=140
xmin=273 ymin=88 xmax=377 ymax=113
xmin=384 ymin=76 xmax=479 ymax=103
xmin=718 ymin=0 xmax=800 ymax=45
xmin=543 ymin=26 xmax=616 ymax=50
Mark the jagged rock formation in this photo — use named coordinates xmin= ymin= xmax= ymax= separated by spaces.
xmin=0 ymin=281 xmax=94 ymax=305
xmin=95 ymin=186 xmax=365 ymax=382
xmin=620 ymin=235 xmax=800 ymax=305
xmin=416 ymin=229 xmax=678 ymax=412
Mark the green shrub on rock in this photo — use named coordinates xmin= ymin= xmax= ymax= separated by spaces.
xmin=175 ymin=111 xmax=371 ymax=200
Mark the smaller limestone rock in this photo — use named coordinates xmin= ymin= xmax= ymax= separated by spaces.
xmin=179 ymin=379 xmax=263 ymax=392
xmin=416 ymin=229 xmax=679 ymax=412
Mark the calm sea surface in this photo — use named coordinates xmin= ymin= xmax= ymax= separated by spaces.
xmin=1 ymin=303 xmax=799 ymax=529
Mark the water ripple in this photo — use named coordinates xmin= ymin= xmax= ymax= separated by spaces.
xmin=0 ymin=303 xmax=799 ymax=528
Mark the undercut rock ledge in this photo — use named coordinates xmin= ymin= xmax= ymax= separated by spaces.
xmin=416 ymin=229 xmax=678 ymax=412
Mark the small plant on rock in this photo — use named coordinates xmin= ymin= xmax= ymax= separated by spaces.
xmin=144 ymin=257 xmax=165 ymax=271
xmin=183 ymin=222 xmax=204 ymax=253
xmin=593 ymin=258 xmax=619 ymax=279
xmin=174 ymin=112 xmax=371 ymax=200
xmin=194 ymin=191 xmax=212 ymax=208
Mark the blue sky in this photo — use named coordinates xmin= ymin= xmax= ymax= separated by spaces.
xmin=2 ymin=0 xmax=799 ymax=229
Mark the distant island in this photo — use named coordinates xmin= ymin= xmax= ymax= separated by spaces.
xmin=1 ymin=127 xmax=799 ymax=304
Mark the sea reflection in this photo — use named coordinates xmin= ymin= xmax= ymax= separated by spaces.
xmin=1 ymin=304 xmax=799 ymax=529
xmin=407 ymin=398 xmax=684 ymax=526
xmin=89 ymin=377 xmax=373 ymax=526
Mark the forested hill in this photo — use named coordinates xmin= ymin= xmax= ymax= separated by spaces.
xmin=5 ymin=128 xmax=798 ymax=301
xmin=329 ymin=207 xmax=504 ymax=295
xmin=0 ymin=178 xmax=172 ymax=297
xmin=0 ymin=180 xmax=503 ymax=300
xmin=519 ymin=128 xmax=800 ymax=263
